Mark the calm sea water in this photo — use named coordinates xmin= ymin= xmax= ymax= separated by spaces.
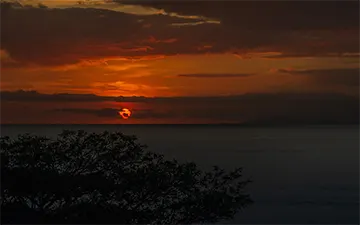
xmin=1 ymin=125 xmax=359 ymax=224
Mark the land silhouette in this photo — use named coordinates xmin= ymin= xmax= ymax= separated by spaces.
xmin=1 ymin=130 xmax=252 ymax=224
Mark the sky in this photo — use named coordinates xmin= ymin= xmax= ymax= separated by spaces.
xmin=0 ymin=0 xmax=359 ymax=124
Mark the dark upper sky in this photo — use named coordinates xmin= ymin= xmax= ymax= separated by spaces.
xmin=0 ymin=0 xmax=359 ymax=124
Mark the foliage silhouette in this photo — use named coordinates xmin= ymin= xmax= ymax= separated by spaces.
xmin=1 ymin=130 xmax=252 ymax=224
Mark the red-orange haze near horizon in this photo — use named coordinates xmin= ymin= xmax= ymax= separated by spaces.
xmin=118 ymin=108 xmax=132 ymax=119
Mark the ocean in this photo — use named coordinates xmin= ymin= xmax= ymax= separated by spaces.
xmin=1 ymin=125 xmax=359 ymax=224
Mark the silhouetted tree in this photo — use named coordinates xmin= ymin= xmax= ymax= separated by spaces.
xmin=1 ymin=130 xmax=252 ymax=224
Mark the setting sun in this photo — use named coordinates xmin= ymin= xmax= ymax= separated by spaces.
xmin=119 ymin=108 xmax=132 ymax=119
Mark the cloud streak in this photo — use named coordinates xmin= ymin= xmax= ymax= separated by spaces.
xmin=177 ymin=73 xmax=254 ymax=78
xmin=278 ymin=68 xmax=359 ymax=87
xmin=55 ymin=108 xmax=120 ymax=118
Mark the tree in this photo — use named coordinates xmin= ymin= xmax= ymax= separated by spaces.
xmin=1 ymin=130 xmax=252 ymax=224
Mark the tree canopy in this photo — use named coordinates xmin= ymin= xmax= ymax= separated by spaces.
xmin=1 ymin=130 xmax=252 ymax=224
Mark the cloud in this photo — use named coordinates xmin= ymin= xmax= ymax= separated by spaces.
xmin=1 ymin=1 xmax=358 ymax=68
xmin=116 ymin=1 xmax=359 ymax=30
xmin=0 ymin=90 xmax=112 ymax=102
xmin=130 ymin=109 xmax=173 ymax=119
xmin=177 ymin=73 xmax=254 ymax=78
xmin=0 ymin=49 xmax=24 ymax=69
xmin=278 ymin=68 xmax=359 ymax=87
xmin=0 ymin=90 xmax=169 ymax=102
xmin=0 ymin=5 xmax=201 ymax=67
xmin=0 ymin=49 xmax=15 ymax=62
xmin=55 ymin=108 xmax=120 ymax=118
xmin=116 ymin=1 xmax=359 ymax=58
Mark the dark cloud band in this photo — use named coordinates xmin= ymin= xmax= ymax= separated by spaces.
xmin=1 ymin=90 xmax=358 ymax=124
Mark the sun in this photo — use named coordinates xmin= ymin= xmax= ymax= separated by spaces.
xmin=118 ymin=108 xmax=132 ymax=119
